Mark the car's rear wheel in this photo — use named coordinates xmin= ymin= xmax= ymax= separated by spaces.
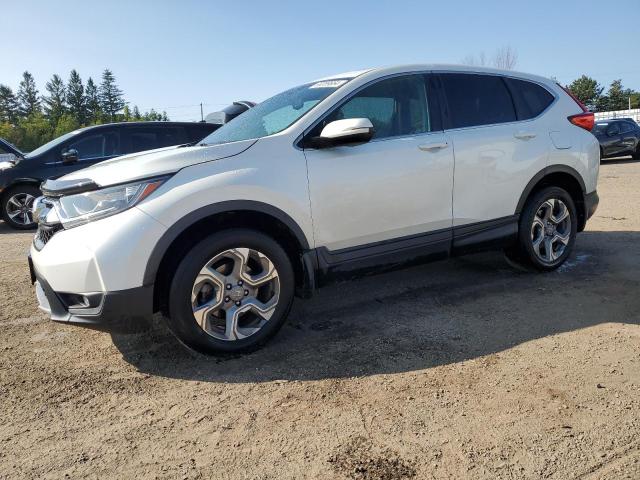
xmin=1 ymin=185 xmax=40 ymax=230
xmin=165 ymin=229 xmax=295 ymax=354
xmin=632 ymin=144 xmax=640 ymax=160
xmin=505 ymin=186 xmax=577 ymax=271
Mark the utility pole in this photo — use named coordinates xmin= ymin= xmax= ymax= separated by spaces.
xmin=200 ymin=103 xmax=204 ymax=122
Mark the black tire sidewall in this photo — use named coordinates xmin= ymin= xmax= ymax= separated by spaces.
xmin=166 ymin=229 xmax=295 ymax=354
xmin=1 ymin=185 xmax=40 ymax=230
xmin=518 ymin=186 xmax=578 ymax=271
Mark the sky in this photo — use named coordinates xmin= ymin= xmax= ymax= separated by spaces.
xmin=3 ymin=0 xmax=639 ymax=121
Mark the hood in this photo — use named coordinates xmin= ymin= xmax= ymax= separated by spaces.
xmin=61 ymin=138 xmax=258 ymax=187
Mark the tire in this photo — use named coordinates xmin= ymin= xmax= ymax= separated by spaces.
xmin=632 ymin=145 xmax=640 ymax=160
xmin=165 ymin=228 xmax=295 ymax=354
xmin=505 ymin=186 xmax=577 ymax=271
xmin=1 ymin=185 xmax=40 ymax=230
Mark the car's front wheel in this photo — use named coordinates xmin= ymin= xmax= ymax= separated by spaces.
xmin=1 ymin=185 xmax=40 ymax=230
xmin=165 ymin=229 xmax=295 ymax=354
xmin=506 ymin=186 xmax=577 ymax=271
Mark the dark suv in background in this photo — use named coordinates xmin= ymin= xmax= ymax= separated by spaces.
xmin=593 ymin=118 xmax=640 ymax=160
xmin=0 ymin=121 xmax=217 ymax=229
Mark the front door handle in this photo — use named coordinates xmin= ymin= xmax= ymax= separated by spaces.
xmin=514 ymin=131 xmax=537 ymax=140
xmin=418 ymin=141 xmax=449 ymax=151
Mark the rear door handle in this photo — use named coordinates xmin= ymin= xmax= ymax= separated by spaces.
xmin=514 ymin=131 xmax=537 ymax=140
xmin=418 ymin=141 xmax=449 ymax=151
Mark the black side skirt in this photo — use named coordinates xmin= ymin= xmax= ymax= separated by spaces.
xmin=306 ymin=215 xmax=519 ymax=288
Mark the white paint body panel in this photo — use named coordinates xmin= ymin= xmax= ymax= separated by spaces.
xmin=449 ymin=120 xmax=550 ymax=225
xmin=138 ymin=134 xmax=314 ymax=245
xmin=305 ymin=131 xmax=453 ymax=250
xmin=30 ymin=207 xmax=166 ymax=292
xmin=30 ymin=63 xmax=600 ymax=298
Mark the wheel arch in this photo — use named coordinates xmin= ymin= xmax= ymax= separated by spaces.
xmin=146 ymin=201 xmax=314 ymax=312
xmin=1 ymin=178 xmax=42 ymax=201
xmin=516 ymin=165 xmax=587 ymax=231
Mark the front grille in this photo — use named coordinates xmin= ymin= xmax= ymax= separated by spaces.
xmin=34 ymin=223 xmax=63 ymax=250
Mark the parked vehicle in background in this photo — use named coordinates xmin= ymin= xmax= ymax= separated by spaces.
xmin=0 ymin=138 xmax=22 ymax=164
xmin=593 ymin=119 xmax=640 ymax=160
xmin=0 ymin=121 xmax=217 ymax=229
xmin=205 ymin=101 xmax=256 ymax=126
xmin=29 ymin=65 xmax=600 ymax=354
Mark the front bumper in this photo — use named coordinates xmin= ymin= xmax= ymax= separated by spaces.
xmin=28 ymin=206 xmax=166 ymax=332
xmin=30 ymin=256 xmax=153 ymax=333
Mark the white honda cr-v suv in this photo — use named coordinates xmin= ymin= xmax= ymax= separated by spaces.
xmin=29 ymin=65 xmax=599 ymax=354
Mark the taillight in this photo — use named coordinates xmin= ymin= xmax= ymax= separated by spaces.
xmin=568 ymin=112 xmax=595 ymax=131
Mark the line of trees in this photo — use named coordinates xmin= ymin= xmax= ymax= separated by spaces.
xmin=565 ymin=76 xmax=639 ymax=112
xmin=0 ymin=69 xmax=169 ymax=152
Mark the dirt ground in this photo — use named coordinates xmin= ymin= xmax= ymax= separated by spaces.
xmin=1 ymin=159 xmax=640 ymax=480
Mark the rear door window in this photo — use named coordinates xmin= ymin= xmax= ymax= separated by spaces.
xmin=125 ymin=126 xmax=188 ymax=153
xmin=159 ymin=126 xmax=188 ymax=146
xmin=619 ymin=122 xmax=635 ymax=134
xmin=607 ymin=123 xmax=621 ymax=136
xmin=440 ymin=73 xmax=516 ymax=129
xmin=188 ymin=125 xmax=217 ymax=143
xmin=505 ymin=78 xmax=555 ymax=120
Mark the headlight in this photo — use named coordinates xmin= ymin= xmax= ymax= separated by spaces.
xmin=56 ymin=178 xmax=166 ymax=228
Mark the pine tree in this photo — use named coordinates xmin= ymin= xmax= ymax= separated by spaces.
xmin=122 ymin=105 xmax=131 ymax=121
xmin=17 ymin=71 xmax=41 ymax=117
xmin=85 ymin=77 xmax=100 ymax=123
xmin=42 ymin=74 xmax=66 ymax=125
xmin=0 ymin=85 xmax=19 ymax=123
xmin=567 ymin=76 xmax=603 ymax=111
xmin=132 ymin=105 xmax=142 ymax=121
xmin=66 ymin=70 xmax=86 ymax=124
xmin=606 ymin=80 xmax=626 ymax=111
xmin=161 ymin=111 xmax=169 ymax=121
xmin=99 ymin=69 xmax=125 ymax=122
xmin=53 ymin=113 xmax=80 ymax=138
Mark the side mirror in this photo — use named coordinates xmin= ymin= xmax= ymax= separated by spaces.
xmin=309 ymin=118 xmax=374 ymax=148
xmin=61 ymin=148 xmax=78 ymax=164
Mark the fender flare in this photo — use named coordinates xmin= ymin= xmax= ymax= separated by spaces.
xmin=7 ymin=177 xmax=43 ymax=189
xmin=515 ymin=164 xmax=586 ymax=215
xmin=142 ymin=200 xmax=311 ymax=286
xmin=1 ymin=178 xmax=43 ymax=200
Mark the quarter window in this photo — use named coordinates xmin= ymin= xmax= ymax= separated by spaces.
xmin=319 ymin=75 xmax=430 ymax=140
xmin=440 ymin=73 xmax=516 ymax=129
xmin=505 ymin=78 xmax=554 ymax=120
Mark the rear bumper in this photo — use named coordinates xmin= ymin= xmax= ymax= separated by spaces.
xmin=30 ymin=257 xmax=153 ymax=333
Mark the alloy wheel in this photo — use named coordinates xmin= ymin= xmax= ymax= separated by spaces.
xmin=6 ymin=193 xmax=36 ymax=226
xmin=530 ymin=198 xmax=572 ymax=264
xmin=191 ymin=248 xmax=280 ymax=341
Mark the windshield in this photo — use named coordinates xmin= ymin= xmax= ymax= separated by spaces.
xmin=200 ymin=79 xmax=351 ymax=145
xmin=25 ymin=129 xmax=84 ymax=158
xmin=0 ymin=139 xmax=22 ymax=155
